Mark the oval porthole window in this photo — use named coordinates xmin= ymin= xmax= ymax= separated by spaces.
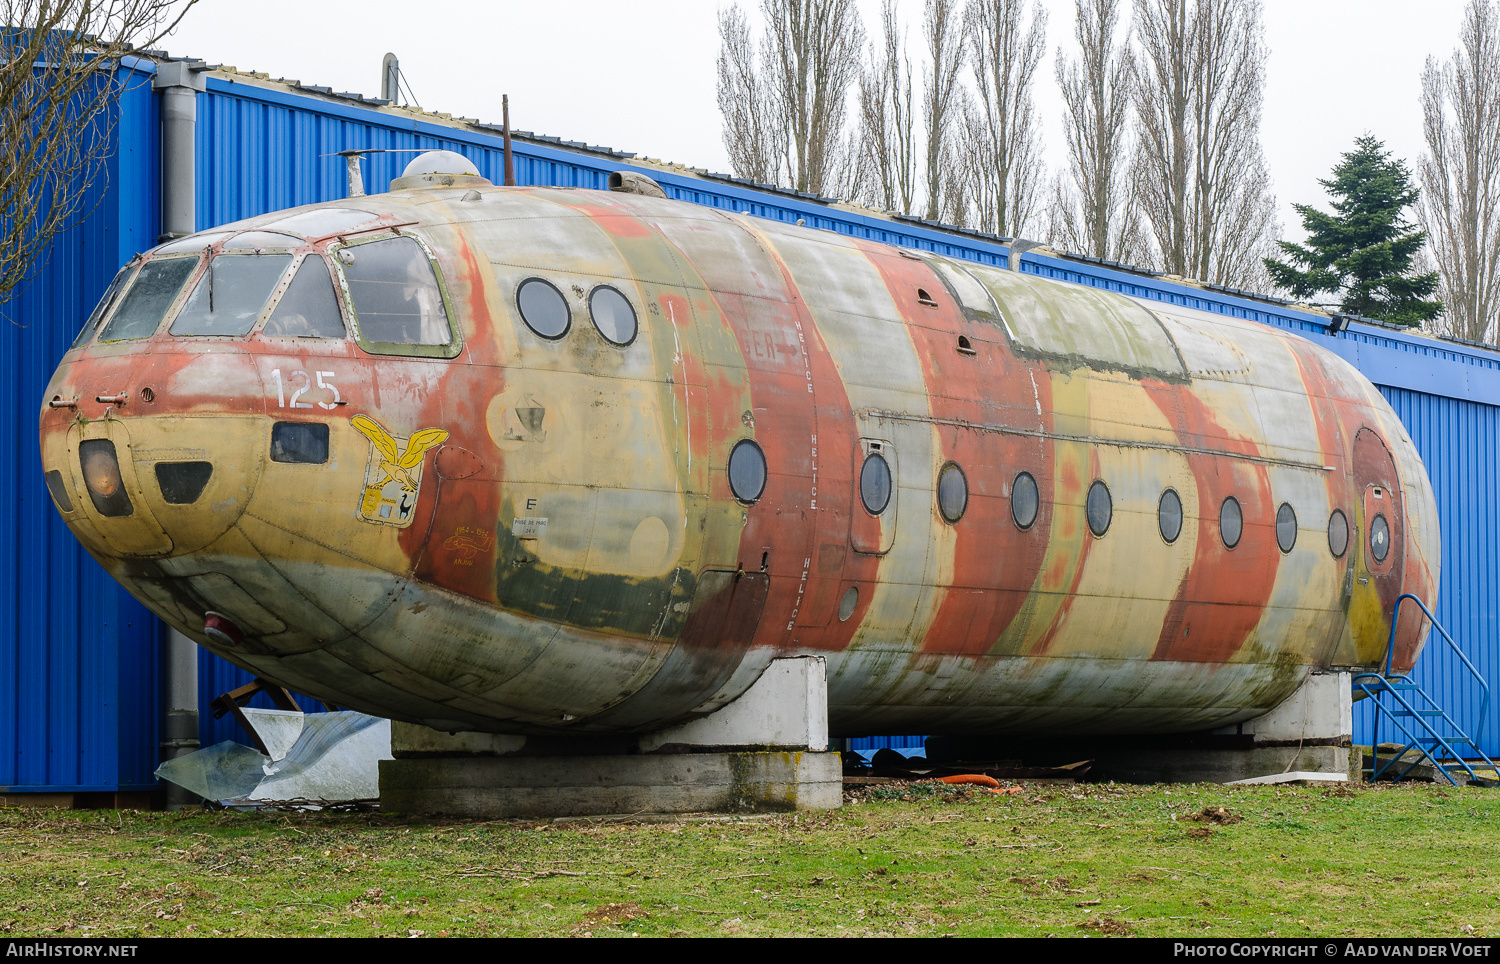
xmin=1086 ymin=480 xmax=1112 ymax=537
xmin=589 ymin=285 xmax=638 ymax=345
xmin=859 ymin=453 xmax=892 ymax=515
xmin=937 ymin=462 xmax=968 ymax=524
xmin=1220 ymin=496 xmax=1243 ymax=549
xmin=1276 ymin=502 xmax=1298 ymax=554
xmin=728 ymin=439 xmax=767 ymax=503
xmin=516 ymin=278 xmax=570 ymax=339
xmin=838 ymin=586 xmax=859 ymax=622
xmin=1011 ymin=471 xmax=1039 ymax=530
xmin=1370 ymin=513 xmax=1391 ymax=563
xmin=1159 ymin=488 xmax=1183 ymax=543
xmin=1328 ymin=509 xmax=1350 ymax=558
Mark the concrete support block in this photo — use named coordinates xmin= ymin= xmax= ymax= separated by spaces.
xmin=381 ymin=750 xmax=842 ymax=818
xmin=639 ymin=656 xmax=828 ymax=752
xmin=382 ymin=656 xmax=841 ymax=818
xmin=1099 ymin=745 xmax=1355 ymax=785
xmin=390 ymin=726 xmax=526 ymax=758
xmin=1214 ymin=671 xmax=1352 ymax=744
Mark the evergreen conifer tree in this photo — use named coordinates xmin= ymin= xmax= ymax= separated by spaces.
xmin=1264 ymin=136 xmax=1443 ymax=327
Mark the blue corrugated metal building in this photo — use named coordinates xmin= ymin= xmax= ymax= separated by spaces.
xmin=4 ymin=52 xmax=1499 ymax=797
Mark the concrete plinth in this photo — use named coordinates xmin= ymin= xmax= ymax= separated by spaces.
xmin=1096 ymin=670 xmax=1356 ymax=784
xmin=379 ymin=656 xmax=843 ymax=818
xmin=1210 ymin=670 xmax=1353 ymax=744
xmin=1095 ymin=744 xmax=1355 ymax=784
xmin=929 ymin=670 xmax=1359 ymax=784
xmin=381 ymin=749 xmax=842 ymax=818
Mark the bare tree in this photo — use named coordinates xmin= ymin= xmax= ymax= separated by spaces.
xmin=1052 ymin=0 xmax=1140 ymax=262
xmin=771 ymin=0 xmax=866 ymax=195
xmin=857 ymin=1 xmax=917 ymax=213
xmin=0 ymin=0 xmax=195 ymax=304
xmin=1418 ymin=0 xmax=1500 ymax=344
xmin=963 ymin=0 xmax=1047 ymax=239
xmin=718 ymin=5 xmax=783 ymax=186
xmin=921 ymin=0 xmax=965 ymax=221
xmin=716 ymin=0 xmax=866 ymax=196
xmin=1132 ymin=0 xmax=1276 ymax=289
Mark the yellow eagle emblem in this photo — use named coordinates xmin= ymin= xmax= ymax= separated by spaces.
xmin=351 ymin=414 xmax=449 ymax=527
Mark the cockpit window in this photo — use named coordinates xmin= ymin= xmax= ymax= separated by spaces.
xmin=98 ymin=257 xmax=198 ymax=342
xmin=73 ymin=265 xmax=135 ymax=348
xmin=155 ymin=232 xmax=232 ymax=254
xmin=221 ymin=232 xmax=301 ymax=251
xmin=263 ymin=256 xmax=346 ymax=338
xmin=341 ymin=235 xmax=455 ymax=352
xmin=263 ymin=209 xmax=377 ymax=237
xmin=171 ymin=254 xmax=294 ymax=337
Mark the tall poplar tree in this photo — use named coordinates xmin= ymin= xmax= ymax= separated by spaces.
xmin=1419 ymin=0 xmax=1500 ymax=343
xmin=1265 ymin=136 xmax=1442 ymax=327
xmin=1132 ymin=0 xmax=1276 ymax=289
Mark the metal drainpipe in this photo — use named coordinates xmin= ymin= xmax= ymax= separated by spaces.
xmin=152 ymin=61 xmax=208 ymax=807
xmin=154 ymin=61 xmax=206 ymax=242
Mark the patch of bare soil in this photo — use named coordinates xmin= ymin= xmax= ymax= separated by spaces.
xmin=1076 ymin=915 xmax=1133 ymax=935
xmin=1181 ymin=806 xmax=1243 ymax=825
xmin=573 ymin=902 xmax=647 ymax=936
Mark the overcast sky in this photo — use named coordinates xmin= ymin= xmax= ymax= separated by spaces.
xmin=163 ymin=0 xmax=1471 ymax=244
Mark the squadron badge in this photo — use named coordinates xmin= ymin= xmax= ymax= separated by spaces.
xmin=351 ymin=414 xmax=449 ymax=528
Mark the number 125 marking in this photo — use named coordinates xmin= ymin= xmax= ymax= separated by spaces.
xmin=271 ymin=369 xmax=341 ymax=410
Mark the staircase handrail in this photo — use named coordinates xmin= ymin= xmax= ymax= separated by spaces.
xmin=1384 ymin=593 xmax=1490 ymax=742
xmin=1349 ymin=673 xmax=1482 ymax=784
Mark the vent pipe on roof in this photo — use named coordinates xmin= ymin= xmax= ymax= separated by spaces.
xmin=503 ymin=93 xmax=515 ymax=187
xmin=381 ymin=52 xmax=399 ymax=103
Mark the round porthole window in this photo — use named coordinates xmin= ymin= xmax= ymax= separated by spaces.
xmin=589 ymin=285 xmax=637 ymax=345
xmin=1011 ymin=471 xmax=1039 ymax=530
xmin=728 ymin=439 xmax=767 ymax=503
xmin=838 ymin=586 xmax=859 ymax=622
xmin=937 ymin=462 xmax=968 ymax=524
xmin=1086 ymin=480 xmax=1112 ymax=537
xmin=1328 ymin=509 xmax=1349 ymax=558
xmin=1276 ymin=503 xmax=1297 ymax=554
xmin=1159 ymin=489 xmax=1183 ymax=543
xmin=1370 ymin=513 xmax=1391 ymax=563
xmin=859 ymin=453 xmax=892 ymax=515
xmin=1220 ymin=496 xmax=1243 ymax=549
xmin=516 ymin=278 xmax=570 ymax=339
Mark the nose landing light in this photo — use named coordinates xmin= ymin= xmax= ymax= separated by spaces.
xmin=78 ymin=439 xmax=133 ymax=517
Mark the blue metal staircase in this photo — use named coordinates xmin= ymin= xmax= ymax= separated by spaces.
xmin=1351 ymin=594 xmax=1497 ymax=786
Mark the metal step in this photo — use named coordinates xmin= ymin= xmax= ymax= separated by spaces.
xmin=1353 ymin=594 xmax=1499 ymax=787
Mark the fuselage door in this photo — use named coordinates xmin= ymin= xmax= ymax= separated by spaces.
xmin=1344 ymin=428 xmax=1410 ymax=667
xmin=851 ymin=438 xmax=896 ymax=555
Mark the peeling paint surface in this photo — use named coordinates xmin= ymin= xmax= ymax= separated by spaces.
xmin=39 ymin=185 xmax=1440 ymax=737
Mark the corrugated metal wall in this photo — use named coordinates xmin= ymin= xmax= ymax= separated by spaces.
xmin=8 ymin=60 xmax=1500 ymax=793
xmin=0 ymin=67 xmax=162 ymax=792
xmin=1356 ymin=388 xmax=1500 ymax=754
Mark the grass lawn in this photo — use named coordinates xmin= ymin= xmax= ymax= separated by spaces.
xmin=1 ymin=781 xmax=1496 ymax=937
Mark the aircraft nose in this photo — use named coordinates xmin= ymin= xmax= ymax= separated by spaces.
xmin=43 ymin=412 xmax=265 ymax=559
xmin=40 ymin=355 xmax=267 ymax=560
